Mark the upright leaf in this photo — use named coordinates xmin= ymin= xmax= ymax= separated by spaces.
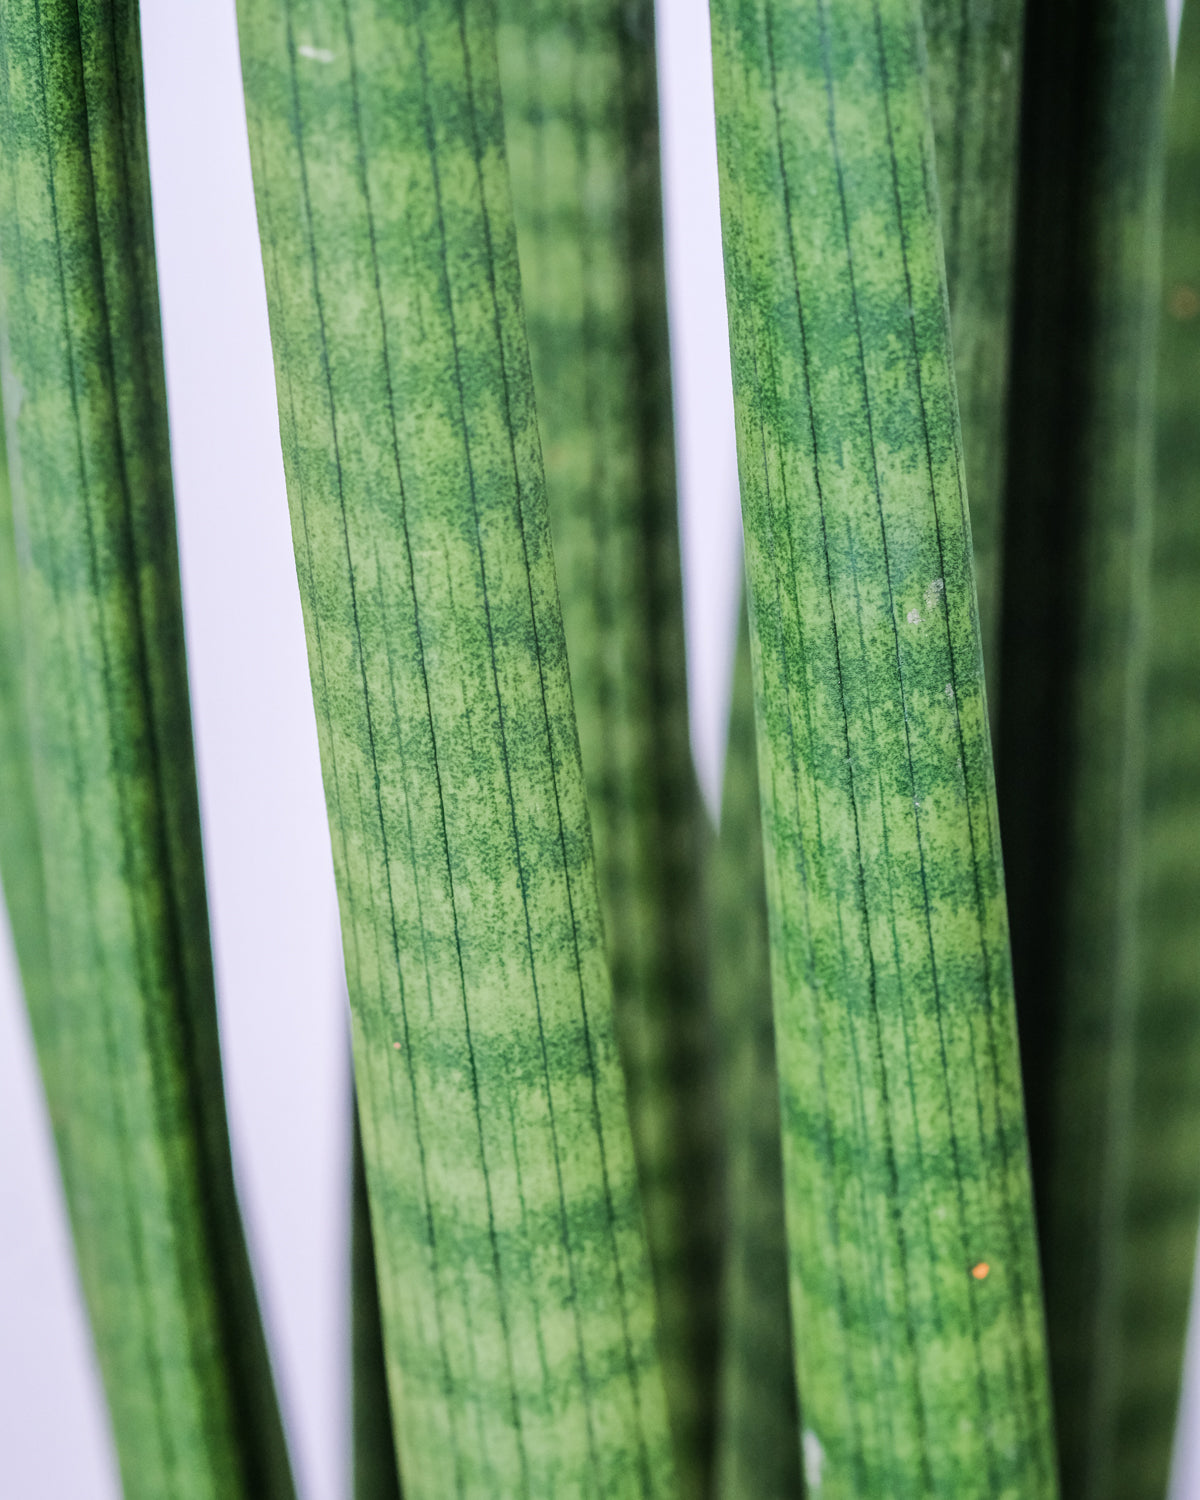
xmin=707 ymin=0 xmax=1057 ymax=1493
xmin=496 ymin=5 xmax=719 ymax=1487
xmin=0 ymin=404 xmax=53 ymax=1070
xmin=0 ymin=3 xmax=295 ymax=1495
xmin=351 ymin=1111 xmax=404 ymax=1500
xmin=236 ymin=1 xmax=677 ymax=1493
xmin=923 ymin=0 xmax=1024 ymax=697
xmin=997 ymin=5 xmax=1169 ymax=1494
xmin=1110 ymin=8 xmax=1200 ymax=1495
xmin=710 ymin=608 xmax=801 ymax=1500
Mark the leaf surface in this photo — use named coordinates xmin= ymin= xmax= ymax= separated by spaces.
xmin=496 ymin=4 xmax=720 ymax=1487
xmin=710 ymin=607 xmax=801 ymax=1500
xmin=707 ymin=0 xmax=1057 ymax=1492
xmin=923 ymin=0 xmax=1024 ymax=700
xmin=1111 ymin=8 xmax=1200 ymax=1494
xmin=997 ymin=4 xmax=1170 ymax=1493
xmin=236 ymin=1 xmax=677 ymax=1493
xmin=0 ymin=2 xmax=294 ymax=1494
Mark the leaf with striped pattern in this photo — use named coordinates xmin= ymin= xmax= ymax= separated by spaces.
xmin=997 ymin=4 xmax=1170 ymax=1494
xmin=0 ymin=1 xmax=295 ymax=1494
xmin=923 ymin=0 xmax=1024 ymax=701
xmin=706 ymin=0 xmax=1057 ymax=1492
xmin=236 ymin=0 xmax=677 ymax=1493
xmin=1110 ymin=7 xmax=1200 ymax=1495
xmin=496 ymin=4 xmax=720 ymax=1489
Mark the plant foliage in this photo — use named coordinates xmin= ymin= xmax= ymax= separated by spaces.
xmin=1 ymin=0 xmax=1198 ymax=1496
xmin=497 ymin=4 xmax=719 ymax=1487
xmin=237 ymin=0 xmax=676 ymax=1491
xmin=707 ymin=0 xmax=1056 ymax=1491
xmin=0 ymin=1 xmax=293 ymax=1494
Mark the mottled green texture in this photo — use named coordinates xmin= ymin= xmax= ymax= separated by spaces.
xmin=997 ymin=5 xmax=1169 ymax=1495
xmin=922 ymin=0 xmax=1023 ymax=698
xmin=0 ymin=409 xmax=53 ymax=1051
xmin=352 ymin=1111 xmax=405 ymax=1500
xmin=1111 ymin=11 xmax=1200 ymax=1496
xmin=0 ymin=3 xmax=295 ymax=1496
xmin=710 ymin=607 xmax=800 ymax=1500
xmin=496 ymin=6 xmax=718 ymax=1489
xmin=708 ymin=0 xmax=1056 ymax=1494
xmin=237 ymin=2 xmax=677 ymax=1494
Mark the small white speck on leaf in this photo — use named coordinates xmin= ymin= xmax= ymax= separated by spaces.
xmin=298 ymin=43 xmax=336 ymax=62
xmin=803 ymin=1430 xmax=825 ymax=1489
xmin=906 ymin=608 xmax=921 ymax=625
xmin=945 ymin=682 xmax=955 ymax=700
xmin=924 ymin=578 xmax=945 ymax=614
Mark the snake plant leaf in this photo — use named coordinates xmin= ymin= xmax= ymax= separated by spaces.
xmin=496 ymin=4 xmax=719 ymax=1488
xmin=352 ymin=1110 xmax=404 ymax=1500
xmin=710 ymin=606 xmax=801 ymax=1500
xmin=0 ymin=3 xmax=295 ymax=1496
xmin=236 ymin=1 xmax=677 ymax=1493
xmin=707 ymin=0 xmax=1057 ymax=1493
xmin=0 ymin=408 xmax=54 ymax=1075
xmin=922 ymin=0 xmax=1024 ymax=701
xmin=1110 ymin=7 xmax=1200 ymax=1495
xmin=997 ymin=4 xmax=1169 ymax=1494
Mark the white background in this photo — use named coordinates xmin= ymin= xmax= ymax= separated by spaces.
xmin=0 ymin=1 xmax=1193 ymax=1496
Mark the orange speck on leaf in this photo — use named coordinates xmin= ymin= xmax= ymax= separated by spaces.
xmin=971 ymin=1261 xmax=990 ymax=1281
xmin=392 ymin=1041 xmax=402 ymax=1051
xmin=1169 ymin=283 xmax=1200 ymax=321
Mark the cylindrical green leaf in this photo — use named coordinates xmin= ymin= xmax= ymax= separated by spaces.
xmin=0 ymin=407 xmax=53 ymax=1052
xmin=0 ymin=3 xmax=295 ymax=1495
xmin=236 ymin=1 xmax=677 ymax=1493
xmin=710 ymin=607 xmax=801 ymax=1500
xmin=1110 ymin=8 xmax=1200 ymax=1496
xmin=707 ymin=0 xmax=1057 ymax=1493
xmin=997 ymin=5 xmax=1169 ymax=1494
xmin=352 ymin=1108 xmax=405 ymax=1500
xmin=923 ymin=0 xmax=1024 ymax=699
xmin=496 ymin=5 xmax=719 ymax=1488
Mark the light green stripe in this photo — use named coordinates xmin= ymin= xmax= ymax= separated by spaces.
xmin=0 ymin=2 xmax=294 ymax=1495
xmin=236 ymin=1 xmax=677 ymax=1493
xmin=708 ymin=0 xmax=1056 ymax=1493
